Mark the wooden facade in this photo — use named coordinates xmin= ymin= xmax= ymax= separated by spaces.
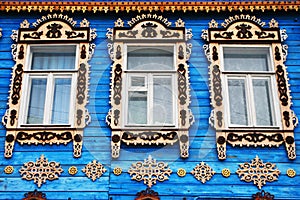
xmin=0 ymin=1 xmax=299 ymax=199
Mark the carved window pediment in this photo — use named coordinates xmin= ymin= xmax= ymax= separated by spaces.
xmin=3 ymin=14 xmax=96 ymax=158
xmin=106 ymin=14 xmax=193 ymax=158
xmin=135 ymin=188 xmax=160 ymax=200
xmin=18 ymin=19 xmax=90 ymax=42
xmin=208 ymin=19 xmax=280 ymax=43
xmin=202 ymin=15 xmax=297 ymax=160
xmin=23 ymin=189 xmax=47 ymax=200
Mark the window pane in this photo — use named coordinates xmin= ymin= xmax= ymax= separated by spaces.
xmin=224 ymin=47 xmax=269 ymax=71
xmin=153 ymin=77 xmax=173 ymax=125
xmin=228 ymin=79 xmax=248 ymax=125
xmin=27 ymin=79 xmax=47 ymax=124
xmin=253 ymin=79 xmax=274 ymax=126
xmin=131 ymin=76 xmax=145 ymax=87
xmin=128 ymin=91 xmax=147 ymax=124
xmin=51 ymin=78 xmax=71 ymax=124
xmin=31 ymin=46 xmax=76 ymax=70
xmin=127 ymin=46 xmax=173 ymax=70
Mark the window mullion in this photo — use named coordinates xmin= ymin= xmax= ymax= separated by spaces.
xmin=44 ymin=73 xmax=54 ymax=124
xmin=247 ymin=75 xmax=256 ymax=127
xmin=148 ymin=74 xmax=153 ymax=125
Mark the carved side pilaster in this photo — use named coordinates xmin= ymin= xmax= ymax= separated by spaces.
xmin=111 ymin=131 xmax=122 ymax=158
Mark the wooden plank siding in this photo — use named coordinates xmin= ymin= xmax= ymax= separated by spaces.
xmin=0 ymin=10 xmax=299 ymax=200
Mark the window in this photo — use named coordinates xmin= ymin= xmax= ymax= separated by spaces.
xmin=3 ymin=15 xmax=96 ymax=158
xmin=222 ymin=46 xmax=280 ymax=128
xmin=203 ymin=15 xmax=297 ymax=160
xmin=125 ymin=46 xmax=176 ymax=127
xmin=22 ymin=45 xmax=76 ymax=126
xmin=107 ymin=15 xmax=193 ymax=158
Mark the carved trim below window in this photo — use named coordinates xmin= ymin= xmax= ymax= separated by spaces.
xmin=202 ymin=15 xmax=297 ymax=160
xmin=3 ymin=14 xmax=96 ymax=158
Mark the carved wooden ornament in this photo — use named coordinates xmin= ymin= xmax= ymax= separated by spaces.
xmin=23 ymin=189 xmax=47 ymax=200
xmin=113 ymin=167 xmax=122 ymax=176
xmin=106 ymin=13 xmax=193 ymax=158
xmin=191 ymin=162 xmax=215 ymax=183
xmin=128 ymin=155 xmax=172 ymax=188
xmin=1 ymin=1 xmax=300 ymax=13
xmin=68 ymin=166 xmax=78 ymax=175
xmin=236 ymin=156 xmax=280 ymax=189
xmin=252 ymin=190 xmax=274 ymax=200
xmin=4 ymin=165 xmax=14 ymax=174
xmin=202 ymin=14 xmax=297 ymax=160
xmin=221 ymin=168 xmax=231 ymax=178
xmin=19 ymin=155 xmax=63 ymax=187
xmin=3 ymin=14 xmax=96 ymax=158
xmin=135 ymin=188 xmax=160 ymax=200
xmin=286 ymin=168 xmax=296 ymax=178
xmin=177 ymin=168 xmax=186 ymax=177
xmin=82 ymin=160 xmax=107 ymax=181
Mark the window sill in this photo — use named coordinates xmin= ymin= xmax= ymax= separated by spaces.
xmin=123 ymin=125 xmax=177 ymax=130
xmin=226 ymin=126 xmax=281 ymax=131
xmin=18 ymin=124 xmax=73 ymax=129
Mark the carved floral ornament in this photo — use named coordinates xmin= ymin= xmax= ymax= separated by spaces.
xmin=19 ymin=155 xmax=63 ymax=188
xmin=3 ymin=13 xmax=96 ymax=158
xmin=128 ymin=155 xmax=172 ymax=188
xmin=82 ymin=160 xmax=107 ymax=181
xmin=106 ymin=13 xmax=194 ymax=159
xmin=236 ymin=156 xmax=280 ymax=189
xmin=191 ymin=162 xmax=215 ymax=183
xmin=1 ymin=1 xmax=300 ymax=13
xmin=202 ymin=14 xmax=297 ymax=160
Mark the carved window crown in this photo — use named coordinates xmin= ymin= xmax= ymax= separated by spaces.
xmin=3 ymin=14 xmax=96 ymax=158
xmin=202 ymin=15 xmax=297 ymax=160
xmin=106 ymin=14 xmax=193 ymax=158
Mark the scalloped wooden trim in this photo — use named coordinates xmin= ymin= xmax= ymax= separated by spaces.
xmin=0 ymin=1 xmax=299 ymax=13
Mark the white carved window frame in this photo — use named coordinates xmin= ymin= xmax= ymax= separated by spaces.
xmin=202 ymin=15 xmax=297 ymax=160
xmin=106 ymin=15 xmax=194 ymax=158
xmin=2 ymin=14 xmax=96 ymax=158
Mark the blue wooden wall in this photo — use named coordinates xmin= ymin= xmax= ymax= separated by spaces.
xmin=0 ymin=10 xmax=299 ymax=200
